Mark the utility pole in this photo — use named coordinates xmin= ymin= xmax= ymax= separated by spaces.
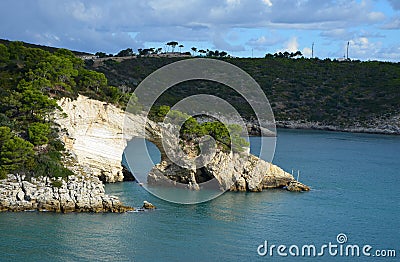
xmin=346 ymin=41 xmax=349 ymax=60
xmin=311 ymin=42 xmax=314 ymax=58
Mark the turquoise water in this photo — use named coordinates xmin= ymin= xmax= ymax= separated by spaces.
xmin=0 ymin=129 xmax=399 ymax=261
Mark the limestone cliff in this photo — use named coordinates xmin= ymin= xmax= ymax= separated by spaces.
xmin=55 ymin=95 xmax=146 ymax=182
xmin=0 ymin=174 xmax=133 ymax=213
xmin=55 ymin=95 xmax=309 ymax=192
xmin=148 ymin=151 xmax=309 ymax=192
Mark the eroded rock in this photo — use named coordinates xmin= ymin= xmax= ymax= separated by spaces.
xmin=0 ymin=174 xmax=134 ymax=213
xmin=54 ymin=95 xmax=310 ymax=195
xmin=148 ymin=150 xmax=308 ymax=193
xmin=286 ymin=180 xmax=310 ymax=192
xmin=142 ymin=201 xmax=156 ymax=209
xmin=55 ymin=95 xmax=148 ymax=183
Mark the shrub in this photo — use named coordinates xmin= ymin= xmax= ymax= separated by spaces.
xmin=0 ymin=169 xmax=7 ymax=180
xmin=148 ymin=105 xmax=170 ymax=122
xmin=51 ymin=180 xmax=63 ymax=188
xmin=179 ymin=118 xmax=249 ymax=153
xmin=0 ymin=126 xmax=35 ymax=175
xmin=28 ymin=122 xmax=51 ymax=145
xmin=33 ymin=152 xmax=73 ymax=178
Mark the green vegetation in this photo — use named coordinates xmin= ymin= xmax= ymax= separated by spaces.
xmin=0 ymin=41 xmax=139 ymax=179
xmin=149 ymin=106 xmax=249 ymax=153
xmin=0 ymin=126 xmax=35 ymax=178
xmin=28 ymin=122 xmax=51 ymax=146
xmin=1 ymin=38 xmax=399 ymax=179
xmin=51 ymin=180 xmax=63 ymax=188
xmin=89 ymin=56 xmax=400 ymax=128
xmin=0 ymin=39 xmax=91 ymax=56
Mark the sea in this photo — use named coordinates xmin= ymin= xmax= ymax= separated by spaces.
xmin=0 ymin=129 xmax=399 ymax=261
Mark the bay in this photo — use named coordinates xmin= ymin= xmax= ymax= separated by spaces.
xmin=0 ymin=129 xmax=399 ymax=261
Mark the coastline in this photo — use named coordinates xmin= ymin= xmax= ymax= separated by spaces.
xmin=246 ymin=119 xmax=400 ymax=136
xmin=275 ymin=120 xmax=400 ymax=135
xmin=0 ymin=174 xmax=134 ymax=213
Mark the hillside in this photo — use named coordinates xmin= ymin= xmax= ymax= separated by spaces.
xmin=86 ymin=56 xmax=400 ymax=131
xmin=1 ymin=38 xmax=399 ymax=133
xmin=0 ymin=41 xmax=131 ymax=179
xmin=0 ymin=39 xmax=92 ymax=56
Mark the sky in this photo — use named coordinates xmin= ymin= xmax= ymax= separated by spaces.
xmin=0 ymin=0 xmax=399 ymax=61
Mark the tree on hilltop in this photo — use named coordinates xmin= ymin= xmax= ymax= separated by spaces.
xmin=191 ymin=47 xmax=197 ymax=56
xmin=167 ymin=41 xmax=179 ymax=53
xmin=95 ymin=52 xmax=107 ymax=58
xmin=117 ymin=48 xmax=134 ymax=57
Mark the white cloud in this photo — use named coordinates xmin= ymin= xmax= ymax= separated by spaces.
xmin=67 ymin=1 xmax=102 ymax=22
xmin=285 ymin=36 xmax=299 ymax=52
xmin=380 ymin=45 xmax=400 ymax=61
xmin=212 ymin=30 xmax=245 ymax=51
xmin=247 ymin=32 xmax=282 ymax=50
xmin=302 ymin=47 xmax=312 ymax=57
xmin=320 ymin=28 xmax=385 ymax=42
xmin=0 ymin=0 xmax=396 ymax=60
xmin=320 ymin=29 xmax=350 ymax=39
xmin=367 ymin=11 xmax=385 ymax=22
xmin=262 ymin=0 xmax=273 ymax=7
xmin=347 ymin=37 xmax=381 ymax=59
xmin=381 ymin=16 xmax=400 ymax=30
xmin=226 ymin=0 xmax=241 ymax=7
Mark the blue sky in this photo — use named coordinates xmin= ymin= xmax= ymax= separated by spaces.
xmin=0 ymin=0 xmax=399 ymax=61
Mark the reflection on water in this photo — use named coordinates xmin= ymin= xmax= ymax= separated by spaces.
xmin=1 ymin=129 xmax=399 ymax=261
xmin=123 ymin=136 xmax=278 ymax=204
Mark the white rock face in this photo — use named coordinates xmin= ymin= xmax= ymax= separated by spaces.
xmin=0 ymin=174 xmax=132 ymax=212
xmin=55 ymin=95 xmax=146 ymax=182
xmin=54 ymin=95 xmax=310 ymax=192
xmin=148 ymin=150 xmax=306 ymax=192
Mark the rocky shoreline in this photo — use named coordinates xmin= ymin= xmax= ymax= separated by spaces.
xmin=0 ymin=95 xmax=312 ymax=213
xmin=54 ymin=95 xmax=310 ymax=192
xmin=275 ymin=118 xmax=400 ymax=135
xmin=148 ymin=151 xmax=310 ymax=192
xmin=0 ymin=174 xmax=133 ymax=213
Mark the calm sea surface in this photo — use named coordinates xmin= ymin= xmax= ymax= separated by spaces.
xmin=0 ymin=129 xmax=399 ymax=261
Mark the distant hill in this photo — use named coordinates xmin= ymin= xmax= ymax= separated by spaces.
xmin=85 ymin=56 xmax=400 ymax=129
xmin=0 ymin=38 xmax=92 ymax=56
xmin=2 ymin=38 xmax=398 ymax=131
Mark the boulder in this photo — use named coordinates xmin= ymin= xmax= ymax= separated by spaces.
xmin=0 ymin=174 xmax=133 ymax=213
xmin=16 ymin=190 xmax=25 ymax=201
xmin=142 ymin=201 xmax=156 ymax=209
xmin=235 ymin=177 xmax=247 ymax=191
xmin=286 ymin=180 xmax=310 ymax=192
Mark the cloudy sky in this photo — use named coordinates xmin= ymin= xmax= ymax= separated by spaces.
xmin=1 ymin=0 xmax=399 ymax=61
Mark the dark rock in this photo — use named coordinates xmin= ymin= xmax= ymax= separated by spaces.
xmin=142 ymin=201 xmax=156 ymax=209
xmin=286 ymin=180 xmax=310 ymax=192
